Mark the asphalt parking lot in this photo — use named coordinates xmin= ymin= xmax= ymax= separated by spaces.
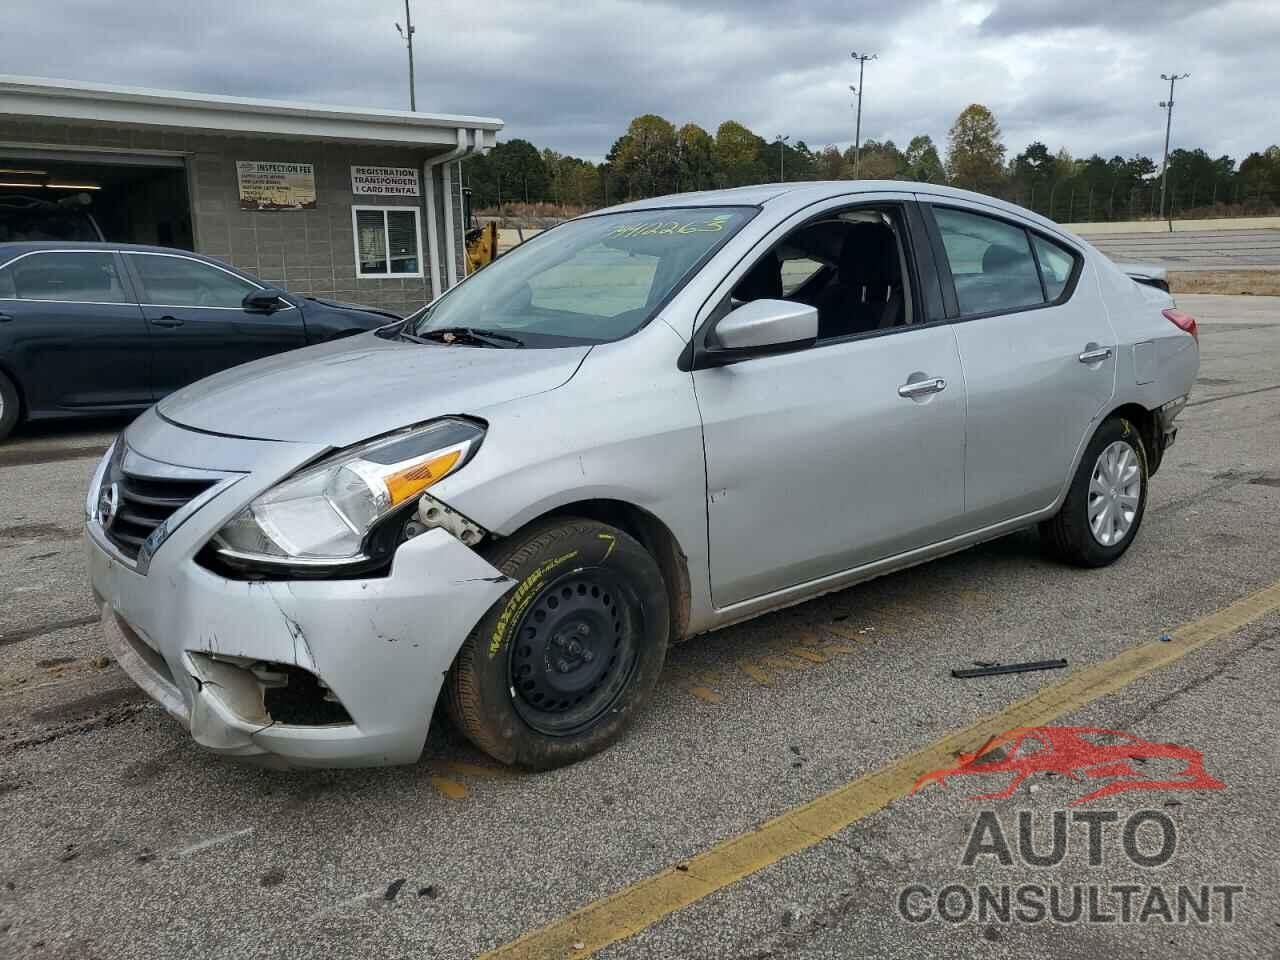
xmin=2 ymin=294 xmax=1279 ymax=960
xmin=1083 ymin=227 xmax=1280 ymax=272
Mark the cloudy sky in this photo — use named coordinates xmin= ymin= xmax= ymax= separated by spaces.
xmin=2 ymin=0 xmax=1276 ymax=164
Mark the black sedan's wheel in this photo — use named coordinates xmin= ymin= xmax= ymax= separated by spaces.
xmin=1040 ymin=416 xmax=1149 ymax=567
xmin=445 ymin=518 xmax=669 ymax=768
xmin=0 ymin=371 xmax=20 ymax=442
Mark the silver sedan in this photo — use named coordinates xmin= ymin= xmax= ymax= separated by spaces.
xmin=84 ymin=182 xmax=1199 ymax=768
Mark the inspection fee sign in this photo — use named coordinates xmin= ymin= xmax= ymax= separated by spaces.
xmin=351 ymin=166 xmax=421 ymax=197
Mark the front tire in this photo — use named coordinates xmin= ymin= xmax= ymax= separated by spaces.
xmin=1040 ymin=416 xmax=1149 ymax=567
xmin=0 ymin=371 xmax=20 ymax=442
xmin=445 ymin=518 xmax=669 ymax=769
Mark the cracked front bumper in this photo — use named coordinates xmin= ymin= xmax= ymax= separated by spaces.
xmin=87 ymin=524 xmax=513 ymax=768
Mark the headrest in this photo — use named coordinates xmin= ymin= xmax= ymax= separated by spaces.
xmin=837 ymin=222 xmax=896 ymax=291
xmin=982 ymin=244 xmax=1026 ymax=274
xmin=734 ymin=251 xmax=782 ymax=301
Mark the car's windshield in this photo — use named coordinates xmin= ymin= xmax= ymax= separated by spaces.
xmin=407 ymin=206 xmax=755 ymax=346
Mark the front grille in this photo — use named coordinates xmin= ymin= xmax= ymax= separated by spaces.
xmin=104 ymin=468 xmax=215 ymax=561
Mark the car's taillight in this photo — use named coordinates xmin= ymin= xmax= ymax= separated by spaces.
xmin=1162 ymin=308 xmax=1198 ymax=343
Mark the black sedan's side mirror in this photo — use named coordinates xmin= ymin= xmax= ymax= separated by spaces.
xmin=243 ymin=288 xmax=288 ymax=313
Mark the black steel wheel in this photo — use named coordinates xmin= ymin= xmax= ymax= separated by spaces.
xmin=508 ymin=568 xmax=641 ymax=736
xmin=445 ymin=517 xmax=669 ymax=768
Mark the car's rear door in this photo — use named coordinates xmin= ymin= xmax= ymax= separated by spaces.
xmin=920 ymin=200 xmax=1117 ymax=528
xmin=0 ymin=249 xmax=152 ymax=413
xmin=693 ymin=196 xmax=968 ymax=608
xmin=123 ymin=252 xmax=306 ymax=398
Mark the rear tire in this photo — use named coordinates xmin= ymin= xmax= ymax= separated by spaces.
xmin=445 ymin=518 xmax=669 ymax=769
xmin=1040 ymin=416 xmax=1149 ymax=567
xmin=0 ymin=372 xmax=20 ymax=442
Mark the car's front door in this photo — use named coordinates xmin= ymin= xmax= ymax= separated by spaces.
xmin=0 ymin=250 xmax=152 ymax=413
xmin=692 ymin=199 xmax=967 ymax=608
xmin=123 ymin=252 xmax=306 ymax=398
xmin=922 ymin=201 xmax=1117 ymax=528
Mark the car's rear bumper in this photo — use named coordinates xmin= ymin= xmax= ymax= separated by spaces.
xmin=87 ymin=522 xmax=513 ymax=768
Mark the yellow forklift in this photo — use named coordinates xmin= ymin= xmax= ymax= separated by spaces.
xmin=462 ymin=187 xmax=498 ymax=274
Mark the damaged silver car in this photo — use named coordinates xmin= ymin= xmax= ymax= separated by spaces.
xmin=86 ymin=182 xmax=1198 ymax=768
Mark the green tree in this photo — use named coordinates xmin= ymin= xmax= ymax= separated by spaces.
xmin=613 ymin=114 xmax=678 ymax=198
xmin=715 ymin=120 xmax=767 ymax=187
xmin=904 ymin=135 xmax=944 ymax=182
xmin=676 ymin=123 xmax=717 ymax=192
xmin=488 ymin=138 xmax=548 ymax=205
xmin=945 ymin=104 xmax=1007 ymax=194
xmin=852 ymin=139 xmax=906 ymax=180
xmin=816 ymin=144 xmax=852 ymax=180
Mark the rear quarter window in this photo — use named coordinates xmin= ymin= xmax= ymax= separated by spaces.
xmin=934 ymin=207 xmax=1045 ymax=316
xmin=1031 ymin=233 xmax=1078 ymax=300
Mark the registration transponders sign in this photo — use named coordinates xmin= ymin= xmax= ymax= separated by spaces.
xmin=350 ymin=166 xmax=421 ymax=197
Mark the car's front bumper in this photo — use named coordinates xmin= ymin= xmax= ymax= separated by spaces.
xmin=85 ymin=416 xmax=514 ymax=769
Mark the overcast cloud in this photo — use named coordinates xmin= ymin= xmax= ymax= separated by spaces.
xmin=1 ymin=0 xmax=1275 ymax=164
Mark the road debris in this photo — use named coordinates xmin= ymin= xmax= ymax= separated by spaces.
xmin=951 ymin=659 xmax=1068 ymax=679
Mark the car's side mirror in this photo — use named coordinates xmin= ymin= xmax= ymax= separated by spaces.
xmin=243 ymin=288 xmax=287 ymax=313
xmin=702 ymin=298 xmax=818 ymax=366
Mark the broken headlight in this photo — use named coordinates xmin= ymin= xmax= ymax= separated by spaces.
xmin=212 ymin=418 xmax=483 ymax=567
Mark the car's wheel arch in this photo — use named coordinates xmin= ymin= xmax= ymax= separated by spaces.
xmin=485 ymin=498 xmax=692 ymax=645
xmin=0 ymin=358 xmax=27 ymax=421
xmin=1051 ymin=401 xmax=1161 ymax=513
xmin=1098 ymin=402 xmax=1161 ymax=474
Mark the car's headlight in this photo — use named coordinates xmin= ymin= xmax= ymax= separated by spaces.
xmin=212 ymin=418 xmax=483 ymax=566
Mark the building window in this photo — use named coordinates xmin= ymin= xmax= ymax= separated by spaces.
xmin=352 ymin=206 xmax=423 ymax=278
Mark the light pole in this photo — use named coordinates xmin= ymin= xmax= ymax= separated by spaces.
xmin=1157 ymin=72 xmax=1189 ymax=229
xmin=394 ymin=0 xmax=417 ymax=111
xmin=775 ymin=134 xmax=789 ymax=181
xmin=850 ymin=51 xmax=877 ymax=177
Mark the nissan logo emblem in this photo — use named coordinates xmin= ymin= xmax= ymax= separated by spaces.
xmin=98 ymin=482 xmax=120 ymax=530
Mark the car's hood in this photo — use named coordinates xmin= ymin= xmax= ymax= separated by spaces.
xmin=157 ymin=332 xmax=590 ymax=446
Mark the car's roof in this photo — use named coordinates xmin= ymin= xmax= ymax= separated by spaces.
xmin=593 ymin=180 xmax=1077 ymax=243
xmin=598 ymin=180 xmax=1009 ymax=210
xmin=0 ymin=240 xmax=208 ymax=257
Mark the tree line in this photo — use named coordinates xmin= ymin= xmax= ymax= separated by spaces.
xmin=463 ymin=104 xmax=1280 ymax=222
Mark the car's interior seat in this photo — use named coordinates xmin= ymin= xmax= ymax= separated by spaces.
xmin=814 ymin=223 xmax=903 ymax=338
xmin=732 ymin=251 xmax=783 ymax=304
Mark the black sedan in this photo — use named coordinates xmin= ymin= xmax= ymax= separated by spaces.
xmin=0 ymin=242 xmax=401 ymax=440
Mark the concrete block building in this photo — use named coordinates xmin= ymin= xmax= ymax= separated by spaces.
xmin=0 ymin=76 xmax=503 ymax=316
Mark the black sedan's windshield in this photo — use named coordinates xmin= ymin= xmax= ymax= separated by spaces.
xmin=408 ymin=206 xmax=754 ymax=347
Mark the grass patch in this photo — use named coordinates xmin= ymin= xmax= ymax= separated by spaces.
xmin=1170 ymin=271 xmax=1280 ymax=296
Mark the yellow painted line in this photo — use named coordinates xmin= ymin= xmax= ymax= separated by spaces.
xmin=786 ymin=646 xmax=830 ymax=664
xmin=430 ymin=776 xmax=468 ymax=801
xmin=687 ymin=685 xmax=722 ymax=705
xmin=431 ymin=759 xmax=509 ymax=780
xmin=735 ymin=658 xmax=772 ymax=685
xmin=819 ymin=640 xmax=860 ymax=655
xmin=480 ymin=579 xmax=1280 ymax=960
xmin=762 ymin=655 xmax=811 ymax=672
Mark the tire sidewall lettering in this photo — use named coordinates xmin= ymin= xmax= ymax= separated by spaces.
xmin=487 ymin=550 xmax=579 ymax=660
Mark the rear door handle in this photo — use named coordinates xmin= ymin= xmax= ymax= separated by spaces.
xmin=150 ymin=315 xmax=185 ymax=328
xmin=897 ymin=377 xmax=947 ymax=398
xmin=1078 ymin=346 xmax=1112 ymax=363
xmin=0 ymin=311 xmax=13 ymax=322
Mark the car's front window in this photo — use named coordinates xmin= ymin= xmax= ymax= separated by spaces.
xmin=408 ymin=206 xmax=755 ymax=347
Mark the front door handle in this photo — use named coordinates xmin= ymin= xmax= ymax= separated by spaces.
xmin=897 ymin=377 xmax=947 ymax=398
xmin=150 ymin=315 xmax=185 ymax=328
xmin=0 ymin=311 xmax=13 ymax=322
xmin=1078 ymin=345 xmax=1112 ymax=363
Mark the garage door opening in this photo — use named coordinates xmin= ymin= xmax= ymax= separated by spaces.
xmin=0 ymin=153 xmax=192 ymax=248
